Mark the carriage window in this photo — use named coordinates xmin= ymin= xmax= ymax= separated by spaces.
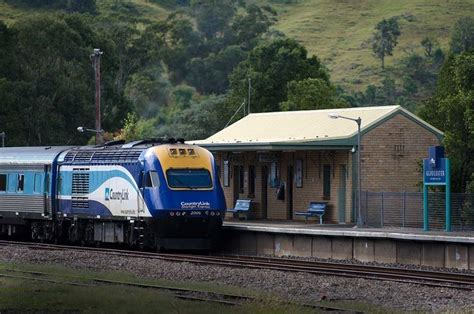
xmin=17 ymin=174 xmax=24 ymax=192
xmin=166 ymin=169 xmax=212 ymax=189
xmin=0 ymin=174 xmax=6 ymax=192
xmin=34 ymin=173 xmax=42 ymax=193
xmin=144 ymin=171 xmax=159 ymax=188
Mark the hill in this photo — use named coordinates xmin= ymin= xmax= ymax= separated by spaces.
xmin=263 ymin=0 xmax=473 ymax=91
xmin=0 ymin=0 xmax=472 ymax=92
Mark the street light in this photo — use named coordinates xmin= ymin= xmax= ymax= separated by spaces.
xmin=77 ymin=126 xmax=104 ymax=134
xmin=329 ymin=113 xmax=363 ymax=227
xmin=0 ymin=132 xmax=5 ymax=147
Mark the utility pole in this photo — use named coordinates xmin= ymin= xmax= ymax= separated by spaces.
xmin=91 ymin=49 xmax=103 ymax=145
xmin=0 ymin=132 xmax=5 ymax=147
xmin=248 ymin=77 xmax=251 ymax=115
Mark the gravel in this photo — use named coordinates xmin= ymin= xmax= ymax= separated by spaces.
xmin=1 ymin=246 xmax=473 ymax=312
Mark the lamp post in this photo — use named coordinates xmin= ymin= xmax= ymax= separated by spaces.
xmin=77 ymin=126 xmax=104 ymax=140
xmin=90 ymin=48 xmax=103 ymax=145
xmin=0 ymin=132 xmax=5 ymax=147
xmin=329 ymin=113 xmax=363 ymax=227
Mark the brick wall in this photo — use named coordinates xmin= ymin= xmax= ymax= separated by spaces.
xmin=214 ymin=150 xmax=353 ymax=223
xmin=361 ymin=113 xmax=441 ymax=192
xmin=210 ymin=112 xmax=441 ymax=223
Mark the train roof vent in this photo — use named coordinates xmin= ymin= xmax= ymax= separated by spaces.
xmin=64 ymin=151 xmax=76 ymax=162
xmin=90 ymin=150 xmax=142 ymax=162
xmin=73 ymin=151 xmax=94 ymax=162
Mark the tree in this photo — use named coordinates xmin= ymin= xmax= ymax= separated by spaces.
xmin=280 ymin=78 xmax=348 ymax=111
xmin=371 ymin=17 xmax=401 ymax=68
xmin=421 ymin=37 xmax=438 ymax=58
xmin=450 ymin=16 xmax=474 ymax=54
xmin=0 ymin=15 xmax=131 ymax=146
xmin=420 ymin=52 xmax=474 ymax=192
xmin=227 ymin=38 xmax=329 ymax=113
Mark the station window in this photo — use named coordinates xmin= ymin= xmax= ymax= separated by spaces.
xmin=0 ymin=174 xmax=6 ymax=192
xmin=323 ymin=165 xmax=331 ymax=200
xmin=17 ymin=174 xmax=24 ymax=192
xmin=248 ymin=165 xmax=255 ymax=198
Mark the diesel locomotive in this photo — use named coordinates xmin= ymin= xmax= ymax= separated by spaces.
xmin=0 ymin=139 xmax=226 ymax=250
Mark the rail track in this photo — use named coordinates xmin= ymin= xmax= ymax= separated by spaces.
xmin=1 ymin=239 xmax=473 ymax=293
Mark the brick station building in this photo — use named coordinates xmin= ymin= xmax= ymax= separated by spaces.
xmin=192 ymin=105 xmax=443 ymax=223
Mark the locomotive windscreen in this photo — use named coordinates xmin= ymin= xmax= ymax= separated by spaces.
xmin=166 ymin=169 xmax=212 ymax=189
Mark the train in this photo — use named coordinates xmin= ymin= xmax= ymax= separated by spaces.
xmin=0 ymin=139 xmax=226 ymax=250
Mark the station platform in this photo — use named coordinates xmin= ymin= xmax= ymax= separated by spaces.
xmin=223 ymin=220 xmax=474 ymax=244
xmin=221 ymin=220 xmax=474 ymax=270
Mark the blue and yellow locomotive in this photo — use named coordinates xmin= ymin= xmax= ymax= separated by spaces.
xmin=0 ymin=139 xmax=226 ymax=250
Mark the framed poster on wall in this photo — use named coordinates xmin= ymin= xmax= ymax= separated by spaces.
xmin=223 ymin=160 xmax=230 ymax=187
xmin=296 ymin=159 xmax=303 ymax=188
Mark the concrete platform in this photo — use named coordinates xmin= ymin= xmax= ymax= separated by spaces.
xmin=221 ymin=221 xmax=474 ymax=270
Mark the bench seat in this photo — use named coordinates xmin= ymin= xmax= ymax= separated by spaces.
xmin=295 ymin=201 xmax=327 ymax=224
xmin=227 ymin=199 xmax=251 ymax=220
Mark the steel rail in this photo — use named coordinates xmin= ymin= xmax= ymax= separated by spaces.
xmin=1 ymin=239 xmax=472 ymax=290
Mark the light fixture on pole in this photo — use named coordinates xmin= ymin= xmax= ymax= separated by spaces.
xmin=329 ymin=113 xmax=363 ymax=227
xmin=77 ymin=126 xmax=104 ymax=134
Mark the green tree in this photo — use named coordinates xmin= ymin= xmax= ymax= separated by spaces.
xmin=228 ymin=38 xmax=329 ymax=113
xmin=280 ymin=78 xmax=348 ymax=111
xmin=421 ymin=37 xmax=438 ymax=58
xmin=420 ymin=52 xmax=474 ymax=192
xmin=371 ymin=17 xmax=401 ymax=68
xmin=450 ymin=16 xmax=474 ymax=54
xmin=0 ymin=15 xmax=130 ymax=146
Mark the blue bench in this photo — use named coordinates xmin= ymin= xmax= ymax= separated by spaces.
xmin=227 ymin=199 xmax=251 ymax=220
xmin=295 ymin=201 xmax=327 ymax=224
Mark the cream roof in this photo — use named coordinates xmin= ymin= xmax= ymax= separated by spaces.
xmin=192 ymin=106 xmax=442 ymax=148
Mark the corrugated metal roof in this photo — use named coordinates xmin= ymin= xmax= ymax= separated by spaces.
xmin=0 ymin=146 xmax=73 ymax=165
xmin=192 ymin=106 xmax=443 ymax=148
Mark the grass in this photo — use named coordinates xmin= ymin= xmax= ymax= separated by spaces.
xmin=0 ymin=262 xmax=323 ymax=313
xmin=260 ymin=0 xmax=473 ymax=90
xmin=1 ymin=0 xmax=471 ymax=92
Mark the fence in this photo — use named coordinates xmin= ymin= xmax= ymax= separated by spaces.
xmin=356 ymin=191 xmax=474 ymax=231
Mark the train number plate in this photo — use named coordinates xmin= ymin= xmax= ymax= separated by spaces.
xmin=190 ymin=211 xmax=201 ymax=216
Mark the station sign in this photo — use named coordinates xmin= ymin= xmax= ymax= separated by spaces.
xmin=423 ymin=146 xmax=446 ymax=185
xmin=423 ymin=158 xmax=447 ymax=185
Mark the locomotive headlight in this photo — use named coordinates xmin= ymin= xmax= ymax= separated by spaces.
xmin=216 ymin=212 xmax=221 ymax=216
xmin=176 ymin=212 xmax=181 ymax=216
xmin=170 ymin=212 xmax=175 ymax=216
xmin=210 ymin=211 xmax=215 ymax=216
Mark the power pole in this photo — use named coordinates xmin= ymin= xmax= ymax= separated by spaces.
xmin=248 ymin=77 xmax=251 ymax=115
xmin=91 ymin=49 xmax=103 ymax=145
xmin=0 ymin=132 xmax=5 ymax=147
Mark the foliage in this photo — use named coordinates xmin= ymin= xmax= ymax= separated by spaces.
xmin=227 ymin=38 xmax=329 ymax=113
xmin=5 ymin=0 xmax=97 ymax=13
xmin=280 ymin=78 xmax=348 ymax=111
xmin=421 ymin=37 xmax=438 ymax=58
xmin=450 ymin=16 xmax=474 ymax=54
xmin=371 ymin=17 xmax=401 ymax=68
xmin=142 ymin=1 xmax=276 ymax=94
xmin=420 ymin=52 xmax=474 ymax=192
xmin=0 ymin=15 xmax=130 ymax=146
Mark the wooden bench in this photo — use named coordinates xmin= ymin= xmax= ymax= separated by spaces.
xmin=295 ymin=201 xmax=327 ymax=224
xmin=227 ymin=199 xmax=251 ymax=220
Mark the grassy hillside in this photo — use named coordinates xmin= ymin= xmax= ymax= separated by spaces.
xmin=264 ymin=0 xmax=473 ymax=91
xmin=1 ymin=0 xmax=472 ymax=92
